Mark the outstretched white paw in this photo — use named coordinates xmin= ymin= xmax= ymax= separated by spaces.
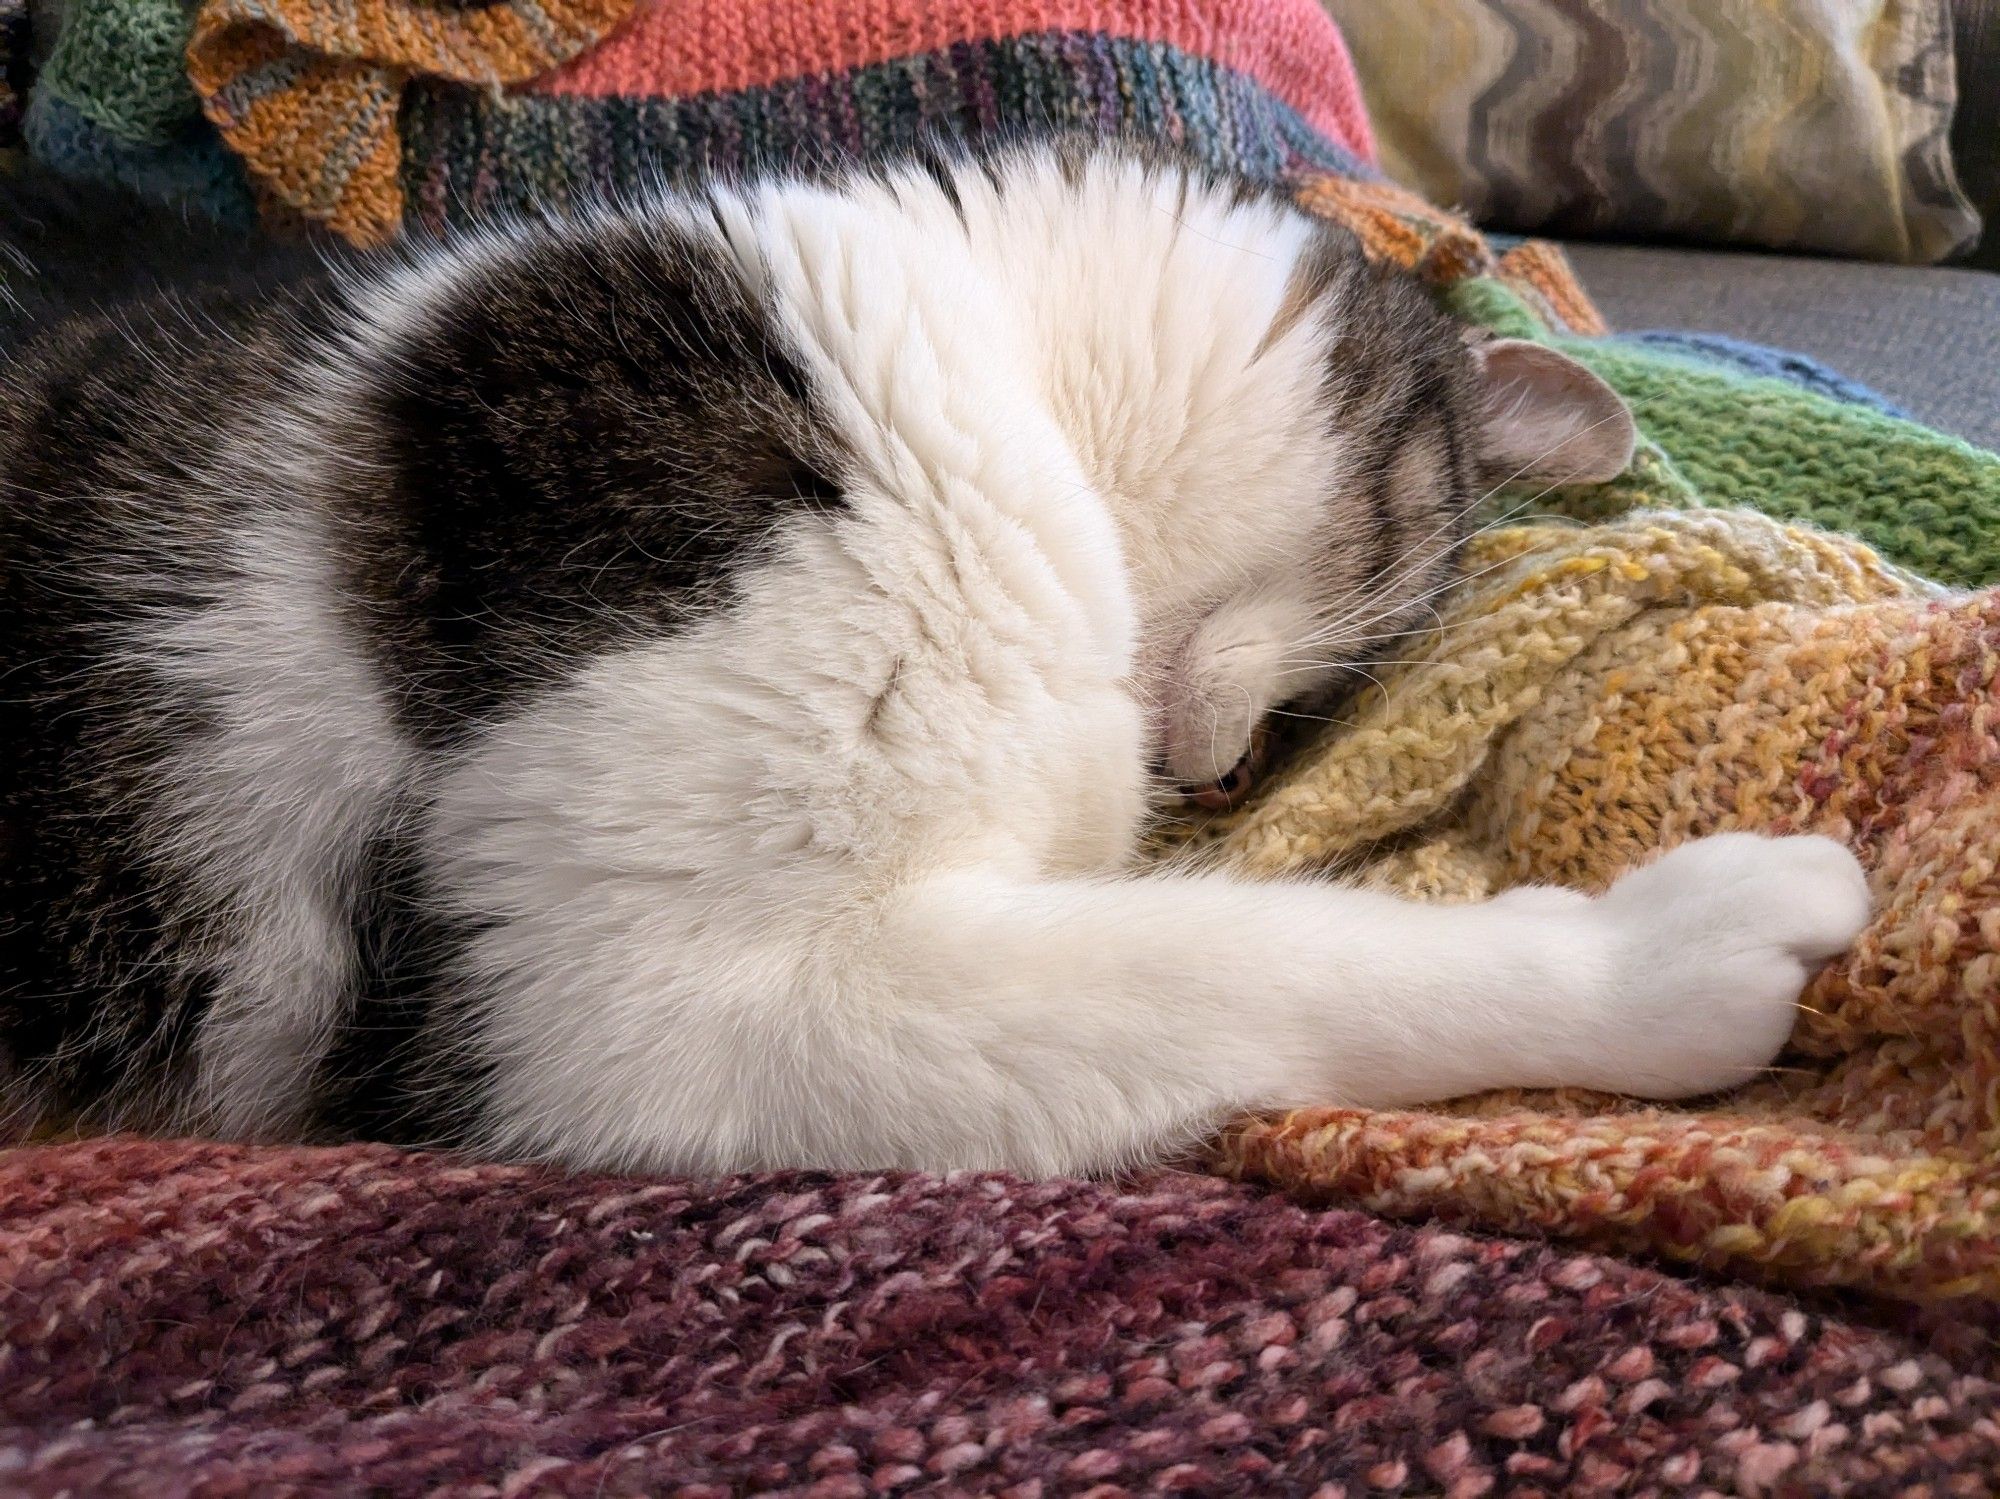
xmin=1580 ymin=833 xmax=1871 ymax=1098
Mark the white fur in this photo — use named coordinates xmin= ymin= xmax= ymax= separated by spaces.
xmin=96 ymin=486 xmax=404 ymax=1133
xmin=383 ymin=154 xmax=1869 ymax=1173
xmin=121 ymin=149 xmax=1864 ymax=1165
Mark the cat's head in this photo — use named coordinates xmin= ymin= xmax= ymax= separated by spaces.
xmin=1142 ymin=312 xmax=1634 ymax=811
xmin=336 ymin=140 xmax=1631 ymax=815
xmin=888 ymin=141 xmax=1642 ymax=812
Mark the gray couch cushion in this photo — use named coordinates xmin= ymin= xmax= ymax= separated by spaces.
xmin=1561 ymin=241 xmax=2000 ymax=453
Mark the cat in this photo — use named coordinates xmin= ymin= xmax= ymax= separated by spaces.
xmin=0 ymin=142 xmax=1870 ymax=1174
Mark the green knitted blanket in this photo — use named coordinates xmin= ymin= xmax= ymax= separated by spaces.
xmin=1444 ymin=279 xmax=2000 ymax=588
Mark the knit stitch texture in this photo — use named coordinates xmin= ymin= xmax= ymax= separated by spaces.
xmin=401 ymin=25 xmax=1374 ymax=237
xmin=15 ymin=0 xmax=2000 ymax=1323
xmin=8 ymin=3 xmax=2000 ymax=1487
xmin=16 ymin=0 xmax=258 ymax=223
xmin=1618 ymin=331 xmax=1911 ymax=420
xmin=4 ymin=1136 xmax=1999 ymax=1497
xmin=186 ymin=0 xmax=633 ymax=243
xmin=1195 ymin=507 xmax=2000 ymax=1300
xmin=1159 ymin=205 xmax=2000 ymax=1297
xmin=183 ymin=0 xmax=1374 ymax=243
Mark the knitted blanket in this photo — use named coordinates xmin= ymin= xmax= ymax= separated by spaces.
xmin=1186 ymin=225 xmax=2000 ymax=1303
xmin=19 ymin=0 xmax=1373 ymax=241
xmin=10 ymin=0 xmax=2000 ymax=1489
xmin=6 ymin=1137 xmax=1999 ymax=1496
xmin=12 ymin=0 xmax=2000 ymax=1312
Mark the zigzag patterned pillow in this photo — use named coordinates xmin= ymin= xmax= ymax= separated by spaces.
xmin=1327 ymin=0 xmax=1981 ymax=263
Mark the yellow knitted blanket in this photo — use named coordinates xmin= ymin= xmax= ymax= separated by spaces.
xmin=1199 ymin=507 xmax=2000 ymax=1302
xmin=1139 ymin=178 xmax=2000 ymax=1307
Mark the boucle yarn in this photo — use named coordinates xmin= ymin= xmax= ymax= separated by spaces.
xmin=1197 ymin=508 xmax=2000 ymax=1301
xmin=5 ymin=1137 xmax=1999 ymax=1496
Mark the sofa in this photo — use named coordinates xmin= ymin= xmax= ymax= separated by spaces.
xmin=1553 ymin=0 xmax=2000 ymax=451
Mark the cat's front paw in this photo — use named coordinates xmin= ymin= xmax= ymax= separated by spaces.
xmin=1581 ymin=833 xmax=1870 ymax=1099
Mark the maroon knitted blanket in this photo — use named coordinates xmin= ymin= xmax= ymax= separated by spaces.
xmin=2 ymin=1139 xmax=1996 ymax=1496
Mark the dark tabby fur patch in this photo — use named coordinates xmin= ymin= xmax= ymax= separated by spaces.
xmin=0 ymin=174 xmax=849 ymax=1136
xmin=343 ymin=215 xmax=853 ymax=738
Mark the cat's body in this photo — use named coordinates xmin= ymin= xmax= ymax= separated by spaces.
xmin=0 ymin=145 xmax=1868 ymax=1172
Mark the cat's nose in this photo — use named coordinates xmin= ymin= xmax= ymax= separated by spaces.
xmin=1178 ymin=722 xmax=1270 ymax=811
xmin=1182 ymin=751 xmax=1257 ymax=810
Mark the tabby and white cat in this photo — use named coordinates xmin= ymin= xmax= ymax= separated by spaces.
xmin=0 ymin=144 xmax=1868 ymax=1172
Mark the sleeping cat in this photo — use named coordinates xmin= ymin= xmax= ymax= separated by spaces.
xmin=0 ymin=143 xmax=1869 ymax=1173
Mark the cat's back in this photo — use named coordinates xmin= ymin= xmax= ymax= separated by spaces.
xmin=0 ymin=173 xmax=352 ymax=620
xmin=0 ymin=142 xmax=1368 ymax=1144
xmin=0 ymin=177 xmax=367 ymax=1131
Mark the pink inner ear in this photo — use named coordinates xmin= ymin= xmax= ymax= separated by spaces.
xmin=1473 ymin=339 xmax=1636 ymax=486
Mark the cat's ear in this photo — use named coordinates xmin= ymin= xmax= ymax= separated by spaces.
xmin=1469 ymin=338 xmax=1636 ymax=486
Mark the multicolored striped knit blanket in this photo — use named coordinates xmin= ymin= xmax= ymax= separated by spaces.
xmin=17 ymin=0 xmax=1374 ymax=240
xmin=12 ymin=0 xmax=2000 ymax=1310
